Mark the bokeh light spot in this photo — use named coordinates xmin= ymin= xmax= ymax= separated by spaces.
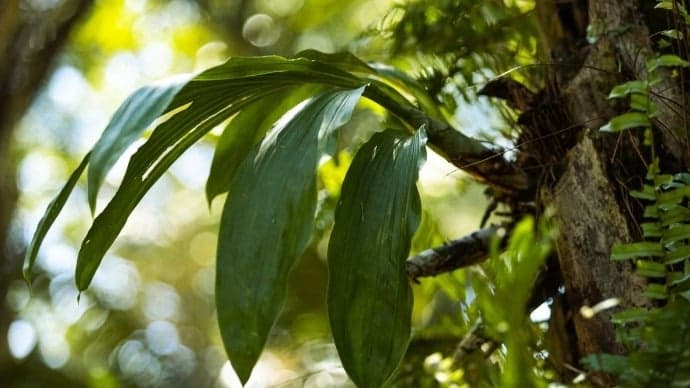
xmin=8 ymin=320 xmax=37 ymax=359
xmin=242 ymin=14 xmax=281 ymax=47
xmin=145 ymin=320 xmax=179 ymax=355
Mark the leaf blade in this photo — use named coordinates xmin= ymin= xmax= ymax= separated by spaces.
xmin=327 ymin=128 xmax=427 ymax=388
xmin=215 ymin=87 xmax=364 ymax=384
xmin=23 ymin=153 xmax=90 ymax=282
xmin=205 ymin=85 xmax=320 ymax=204
xmin=87 ymin=76 xmax=190 ymax=211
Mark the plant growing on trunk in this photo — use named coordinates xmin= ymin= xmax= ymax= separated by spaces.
xmin=22 ymin=0 xmax=690 ymax=386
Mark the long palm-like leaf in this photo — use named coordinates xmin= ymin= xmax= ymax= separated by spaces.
xmin=216 ymin=87 xmax=364 ymax=383
xmin=328 ymin=128 xmax=426 ymax=388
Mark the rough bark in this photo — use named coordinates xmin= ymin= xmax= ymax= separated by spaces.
xmin=529 ymin=0 xmax=681 ymax=384
xmin=542 ymin=136 xmax=647 ymax=357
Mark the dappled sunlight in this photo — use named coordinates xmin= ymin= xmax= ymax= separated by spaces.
xmin=4 ymin=0 xmax=511 ymax=386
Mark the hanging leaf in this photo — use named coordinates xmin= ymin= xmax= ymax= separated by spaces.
xmin=327 ymin=127 xmax=427 ymax=388
xmin=74 ymin=53 xmax=372 ymax=291
xmin=608 ymin=80 xmax=647 ymax=99
xmin=23 ymin=153 xmax=90 ymax=281
xmin=74 ymin=84 xmax=258 ymax=291
xmin=647 ymin=54 xmax=690 ymax=72
xmin=205 ymin=85 xmax=320 ymax=205
xmin=87 ymin=76 xmax=191 ymax=211
xmin=215 ymin=87 xmax=364 ymax=384
xmin=599 ymin=112 xmax=651 ymax=132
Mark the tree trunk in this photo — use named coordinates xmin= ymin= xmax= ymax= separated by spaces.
xmin=530 ymin=0 xmax=685 ymax=385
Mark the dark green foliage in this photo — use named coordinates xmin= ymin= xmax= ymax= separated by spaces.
xmin=87 ymin=77 xmax=190 ymax=211
xmin=382 ymin=0 xmax=537 ymax=105
xmin=24 ymin=51 xmax=443 ymax=385
xmin=205 ymin=85 xmax=321 ymax=204
xmin=327 ymin=128 xmax=426 ymax=387
xmin=216 ymin=88 xmax=364 ymax=383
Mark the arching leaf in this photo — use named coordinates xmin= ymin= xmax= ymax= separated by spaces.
xmin=88 ymin=76 xmax=190 ymax=211
xmin=23 ymin=153 xmax=90 ymax=282
xmin=216 ymin=87 xmax=364 ymax=384
xmin=205 ymin=84 xmax=321 ymax=205
xmin=327 ymin=127 xmax=426 ymax=388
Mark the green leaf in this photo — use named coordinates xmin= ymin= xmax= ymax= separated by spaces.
xmin=581 ymin=353 xmax=630 ymax=374
xmin=644 ymin=205 xmax=659 ymax=219
xmin=611 ymin=308 xmax=651 ymax=324
xmin=669 ymin=274 xmax=690 ymax=292
xmin=23 ymin=153 xmax=90 ymax=282
xmin=641 ymin=222 xmax=662 ymax=238
xmin=655 ymin=0 xmax=674 ymax=10
xmin=75 ymin=53 xmax=367 ymax=290
xmin=205 ymin=85 xmax=320 ymax=205
xmin=87 ymin=76 xmax=190 ymax=211
xmin=328 ymin=128 xmax=427 ymax=388
xmin=630 ymin=184 xmax=656 ymax=200
xmin=599 ymin=112 xmax=651 ymax=132
xmin=76 ymin=96 xmax=240 ymax=290
xmin=662 ymin=225 xmax=690 ymax=243
xmin=608 ymin=80 xmax=647 ymax=99
xmin=658 ymin=185 xmax=690 ymax=205
xmin=647 ymin=54 xmax=690 ymax=72
xmin=643 ymin=283 xmax=667 ymax=299
xmin=215 ymin=87 xmax=364 ymax=384
xmin=659 ymin=205 xmax=690 ymax=226
xmin=636 ymin=259 xmax=666 ymax=278
xmin=296 ymin=50 xmax=440 ymax=118
xmin=664 ymin=244 xmax=690 ymax=264
xmin=611 ymin=242 xmax=664 ymax=260
xmin=661 ymin=29 xmax=684 ymax=40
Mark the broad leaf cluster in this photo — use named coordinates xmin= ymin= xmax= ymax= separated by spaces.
xmin=24 ymin=51 xmax=434 ymax=386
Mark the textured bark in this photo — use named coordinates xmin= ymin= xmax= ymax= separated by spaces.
xmin=542 ymin=136 xmax=647 ymax=357
xmin=527 ymin=0 xmax=679 ymax=385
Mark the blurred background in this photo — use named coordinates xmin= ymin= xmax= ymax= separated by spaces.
xmin=0 ymin=0 xmax=533 ymax=386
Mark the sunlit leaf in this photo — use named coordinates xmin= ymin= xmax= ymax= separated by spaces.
xmin=664 ymin=244 xmax=690 ymax=264
xmin=661 ymin=29 xmax=683 ymax=40
xmin=75 ymin=81 xmax=254 ymax=290
xmin=658 ymin=185 xmax=690 ymax=205
xmin=643 ymin=283 xmax=667 ymax=299
xmin=608 ymin=80 xmax=647 ymax=99
xmin=662 ymin=225 xmax=690 ymax=244
xmin=635 ymin=259 xmax=666 ymax=278
xmin=328 ymin=127 xmax=426 ymax=388
xmin=87 ymin=76 xmax=190 ymax=211
xmin=599 ymin=112 xmax=651 ymax=132
xmin=641 ymin=222 xmax=662 ymax=238
xmin=216 ymin=87 xmax=364 ymax=384
xmin=74 ymin=52 xmax=380 ymax=291
xmin=205 ymin=85 xmax=320 ymax=205
xmin=610 ymin=242 xmax=664 ymax=260
xmin=647 ymin=54 xmax=690 ymax=72
xmin=23 ymin=153 xmax=90 ymax=282
xmin=659 ymin=205 xmax=690 ymax=226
